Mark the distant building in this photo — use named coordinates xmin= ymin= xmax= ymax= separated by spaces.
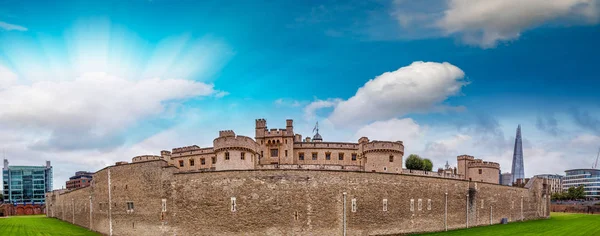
xmin=500 ymin=172 xmax=513 ymax=186
xmin=534 ymin=174 xmax=563 ymax=194
xmin=563 ymin=169 xmax=600 ymax=199
xmin=66 ymin=171 xmax=93 ymax=190
xmin=511 ymin=125 xmax=525 ymax=184
xmin=2 ymin=159 xmax=53 ymax=204
xmin=2 ymin=159 xmax=52 ymax=215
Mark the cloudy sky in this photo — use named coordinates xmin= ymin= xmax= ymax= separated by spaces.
xmin=1 ymin=0 xmax=600 ymax=189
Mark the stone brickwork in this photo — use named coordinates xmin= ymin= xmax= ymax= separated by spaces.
xmin=457 ymin=155 xmax=500 ymax=184
xmin=47 ymin=159 xmax=550 ymax=236
xmin=159 ymin=118 xmax=405 ymax=174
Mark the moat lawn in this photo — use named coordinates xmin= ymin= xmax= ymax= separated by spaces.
xmin=0 ymin=215 xmax=100 ymax=236
xmin=415 ymin=212 xmax=600 ymax=236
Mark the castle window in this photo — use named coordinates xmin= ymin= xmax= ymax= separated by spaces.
xmin=352 ymin=153 xmax=357 ymax=161
xmin=418 ymin=199 xmax=422 ymax=211
xmin=285 ymin=150 xmax=288 ymax=157
xmin=389 ymin=155 xmax=394 ymax=162
xmin=271 ymin=149 xmax=279 ymax=157
xmin=211 ymin=157 xmax=216 ymax=164
xmin=260 ymin=151 xmax=263 ymax=158
xmin=231 ymin=197 xmax=237 ymax=212
xmin=479 ymin=169 xmax=482 ymax=174
xmin=201 ymin=158 xmax=206 ymax=165
xmin=383 ymin=199 xmax=388 ymax=212
xmin=299 ymin=153 xmax=304 ymax=160
xmin=277 ymin=140 xmax=280 ymax=144
xmin=189 ymin=159 xmax=195 ymax=166
xmin=225 ymin=152 xmax=230 ymax=160
xmin=285 ymin=139 xmax=287 ymax=144
xmin=427 ymin=199 xmax=432 ymax=210
xmin=241 ymin=152 xmax=245 ymax=160
xmin=383 ymin=167 xmax=387 ymax=171
xmin=410 ymin=199 xmax=414 ymax=212
xmin=351 ymin=198 xmax=357 ymax=212
xmin=126 ymin=201 xmax=134 ymax=213
xmin=261 ymin=140 xmax=263 ymax=144
xmin=178 ymin=160 xmax=184 ymax=167
xmin=325 ymin=153 xmax=331 ymax=160
xmin=161 ymin=199 xmax=167 ymax=212
xmin=312 ymin=152 xmax=318 ymax=160
xmin=339 ymin=153 xmax=344 ymax=161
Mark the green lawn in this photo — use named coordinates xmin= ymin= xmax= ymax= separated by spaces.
xmin=415 ymin=212 xmax=600 ymax=236
xmin=0 ymin=213 xmax=598 ymax=235
xmin=0 ymin=215 xmax=100 ymax=236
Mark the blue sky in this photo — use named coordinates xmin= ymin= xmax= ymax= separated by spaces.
xmin=1 ymin=0 xmax=600 ymax=189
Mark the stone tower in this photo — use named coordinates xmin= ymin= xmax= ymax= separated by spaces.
xmin=511 ymin=125 xmax=524 ymax=184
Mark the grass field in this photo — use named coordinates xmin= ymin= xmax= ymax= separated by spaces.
xmin=0 ymin=213 xmax=598 ymax=235
xmin=415 ymin=212 xmax=600 ymax=236
xmin=0 ymin=215 xmax=100 ymax=236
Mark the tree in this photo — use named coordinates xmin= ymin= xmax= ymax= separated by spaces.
xmin=406 ymin=154 xmax=424 ymax=170
xmin=566 ymin=186 xmax=586 ymax=200
xmin=422 ymin=159 xmax=433 ymax=171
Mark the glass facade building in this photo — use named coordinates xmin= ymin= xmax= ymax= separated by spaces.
xmin=2 ymin=159 xmax=53 ymax=204
xmin=563 ymin=169 xmax=600 ymax=199
xmin=511 ymin=125 xmax=525 ymax=183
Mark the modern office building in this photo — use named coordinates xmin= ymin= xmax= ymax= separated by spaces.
xmin=66 ymin=171 xmax=93 ymax=190
xmin=562 ymin=169 xmax=600 ymax=199
xmin=500 ymin=172 xmax=513 ymax=186
xmin=511 ymin=125 xmax=525 ymax=184
xmin=535 ymin=174 xmax=563 ymax=194
xmin=2 ymin=159 xmax=53 ymax=204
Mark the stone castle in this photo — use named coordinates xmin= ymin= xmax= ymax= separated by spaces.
xmin=46 ymin=118 xmax=548 ymax=236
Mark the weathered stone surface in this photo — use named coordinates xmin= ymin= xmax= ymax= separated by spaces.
xmin=47 ymin=160 xmax=550 ymax=236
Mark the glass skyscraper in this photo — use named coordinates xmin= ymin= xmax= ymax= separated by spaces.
xmin=511 ymin=125 xmax=525 ymax=184
xmin=2 ymin=159 xmax=53 ymax=204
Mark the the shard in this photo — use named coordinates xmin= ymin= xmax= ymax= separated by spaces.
xmin=511 ymin=125 xmax=524 ymax=184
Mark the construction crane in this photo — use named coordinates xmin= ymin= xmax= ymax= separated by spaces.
xmin=594 ymin=148 xmax=600 ymax=169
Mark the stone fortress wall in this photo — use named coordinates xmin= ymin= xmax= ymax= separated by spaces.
xmin=45 ymin=118 xmax=542 ymax=235
xmin=47 ymin=160 xmax=550 ymax=236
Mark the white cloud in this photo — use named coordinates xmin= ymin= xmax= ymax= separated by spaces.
xmin=0 ymin=65 xmax=18 ymax=89
xmin=0 ymin=72 xmax=217 ymax=151
xmin=354 ymin=118 xmax=426 ymax=156
xmin=304 ymin=98 xmax=342 ymax=120
xmin=214 ymin=91 xmax=229 ymax=98
xmin=570 ymin=134 xmax=600 ymax=147
xmin=327 ymin=61 xmax=466 ymax=126
xmin=0 ymin=21 xmax=28 ymax=31
xmin=274 ymin=98 xmax=303 ymax=108
xmin=438 ymin=0 xmax=600 ymax=47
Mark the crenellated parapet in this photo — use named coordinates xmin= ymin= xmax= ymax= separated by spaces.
xmin=468 ymin=159 xmax=500 ymax=169
xmin=361 ymin=141 xmax=404 ymax=154
xmin=172 ymin=145 xmax=201 ymax=154
xmin=219 ymin=130 xmax=236 ymax=137
xmin=293 ymin=142 xmax=359 ymax=150
xmin=213 ymin=135 xmax=260 ymax=154
xmin=132 ymin=155 xmax=162 ymax=163
xmin=457 ymin=154 xmax=475 ymax=161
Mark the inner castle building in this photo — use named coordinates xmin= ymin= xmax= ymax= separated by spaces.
xmin=46 ymin=118 xmax=547 ymax=236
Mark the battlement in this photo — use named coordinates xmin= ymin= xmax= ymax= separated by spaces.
xmin=132 ymin=155 xmax=162 ymax=163
xmin=255 ymin=118 xmax=267 ymax=129
xmin=172 ymin=145 xmax=201 ymax=154
xmin=213 ymin=135 xmax=260 ymax=153
xmin=358 ymin=137 xmax=369 ymax=144
xmin=468 ymin=159 xmax=500 ymax=169
xmin=457 ymin=154 xmax=475 ymax=161
xmin=219 ymin=130 xmax=236 ymax=137
xmin=362 ymin=141 xmax=404 ymax=153
xmin=160 ymin=150 xmax=171 ymax=156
